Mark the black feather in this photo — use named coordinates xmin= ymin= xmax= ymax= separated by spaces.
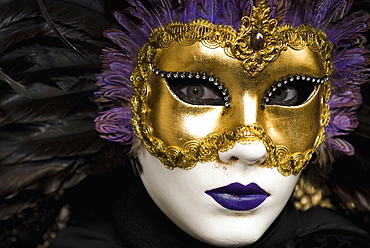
xmin=37 ymin=0 xmax=93 ymax=63
xmin=0 ymin=0 xmax=39 ymax=30
xmin=0 ymin=19 xmax=52 ymax=52
xmin=0 ymin=0 xmax=116 ymax=225
xmin=0 ymin=69 xmax=30 ymax=97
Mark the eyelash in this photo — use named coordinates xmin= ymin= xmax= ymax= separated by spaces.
xmin=152 ymin=66 xmax=231 ymax=108
xmin=261 ymin=75 xmax=329 ymax=109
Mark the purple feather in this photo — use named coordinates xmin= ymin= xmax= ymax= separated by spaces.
xmin=199 ymin=0 xmax=220 ymax=23
xmin=316 ymin=0 xmax=350 ymax=29
xmin=329 ymin=138 xmax=355 ymax=155
xmin=269 ymin=0 xmax=289 ymax=22
xmin=218 ymin=0 xmax=253 ymax=28
xmin=180 ymin=0 xmax=203 ymax=22
xmin=95 ymin=0 xmax=370 ymax=159
xmin=95 ymin=107 xmax=133 ymax=145
xmin=310 ymin=0 xmax=331 ymax=26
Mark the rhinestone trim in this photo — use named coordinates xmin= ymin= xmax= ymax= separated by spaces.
xmin=152 ymin=66 xmax=231 ymax=108
xmin=261 ymin=75 xmax=329 ymax=109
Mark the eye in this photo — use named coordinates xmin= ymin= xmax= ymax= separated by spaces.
xmin=152 ymin=67 xmax=231 ymax=107
xmin=269 ymin=85 xmax=298 ymax=105
xmin=169 ymin=78 xmax=225 ymax=105
xmin=181 ymin=84 xmax=205 ymax=99
xmin=179 ymin=83 xmax=221 ymax=100
xmin=261 ymin=75 xmax=328 ymax=109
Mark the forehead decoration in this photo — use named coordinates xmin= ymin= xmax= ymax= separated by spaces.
xmin=95 ymin=0 xmax=369 ymax=172
xmin=142 ymin=0 xmax=332 ymax=77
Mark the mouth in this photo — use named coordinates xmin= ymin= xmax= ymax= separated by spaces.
xmin=205 ymin=183 xmax=270 ymax=211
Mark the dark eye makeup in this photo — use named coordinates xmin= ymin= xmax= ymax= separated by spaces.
xmin=152 ymin=66 xmax=231 ymax=107
xmin=152 ymin=66 xmax=328 ymax=110
xmin=261 ymin=75 xmax=329 ymax=109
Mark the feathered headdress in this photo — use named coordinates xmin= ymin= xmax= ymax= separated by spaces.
xmin=95 ymin=0 xmax=370 ymax=221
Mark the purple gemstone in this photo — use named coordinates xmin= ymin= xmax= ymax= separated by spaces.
xmin=250 ymin=30 xmax=265 ymax=50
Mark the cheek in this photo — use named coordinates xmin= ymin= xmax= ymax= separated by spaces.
xmin=137 ymin=147 xmax=210 ymax=232
xmin=265 ymin=172 xmax=300 ymax=203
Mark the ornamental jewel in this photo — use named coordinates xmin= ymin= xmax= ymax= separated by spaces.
xmin=229 ymin=0 xmax=290 ymax=76
xmin=95 ymin=0 xmax=370 ymax=169
xmin=250 ymin=30 xmax=265 ymax=50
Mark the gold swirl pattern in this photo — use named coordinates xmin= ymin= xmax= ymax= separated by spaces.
xmin=226 ymin=0 xmax=285 ymax=76
xmin=141 ymin=0 xmax=332 ymax=77
xmin=135 ymin=122 xmax=323 ymax=176
xmin=130 ymin=0 xmax=332 ymax=176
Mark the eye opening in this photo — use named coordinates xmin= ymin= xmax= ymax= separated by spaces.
xmin=152 ymin=66 xmax=231 ymax=108
xmin=261 ymin=75 xmax=329 ymax=109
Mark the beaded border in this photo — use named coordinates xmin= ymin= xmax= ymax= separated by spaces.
xmin=261 ymin=75 xmax=329 ymax=109
xmin=152 ymin=66 xmax=231 ymax=108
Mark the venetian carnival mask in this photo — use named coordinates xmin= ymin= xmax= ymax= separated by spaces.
xmin=95 ymin=0 xmax=370 ymax=246
xmin=129 ymin=1 xmax=332 ymax=246
xmin=131 ymin=1 xmax=331 ymax=176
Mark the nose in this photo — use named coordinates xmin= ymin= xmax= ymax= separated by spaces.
xmin=218 ymin=141 xmax=267 ymax=165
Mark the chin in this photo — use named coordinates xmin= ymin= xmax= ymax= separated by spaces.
xmin=184 ymin=227 xmax=266 ymax=247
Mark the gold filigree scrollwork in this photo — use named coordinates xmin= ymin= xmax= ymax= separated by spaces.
xmin=278 ymin=25 xmax=333 ymax=75
xmin=135 ymin=122 xmax=318 ymax=176
xmin=143 ymin=10 xmax=332 ymax=77
xmin=225 ymin=0 xmax=286 ymax=77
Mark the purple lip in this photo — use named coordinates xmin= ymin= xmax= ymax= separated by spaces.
xmin=205 ymin=183 xmax=270 ymax=211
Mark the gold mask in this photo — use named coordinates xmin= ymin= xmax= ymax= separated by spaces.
xmin=131 ymin=0 xmax=332 ymax=176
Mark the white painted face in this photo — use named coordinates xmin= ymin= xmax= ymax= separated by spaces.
xmin=137 ymin=140 xmax=300 ymax=247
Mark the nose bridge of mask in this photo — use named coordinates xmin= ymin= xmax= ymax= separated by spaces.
xmin=224 ymin=84 xmax=263 ymax=134
xmin=241 ymin=93 xmax=259 ymax=125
